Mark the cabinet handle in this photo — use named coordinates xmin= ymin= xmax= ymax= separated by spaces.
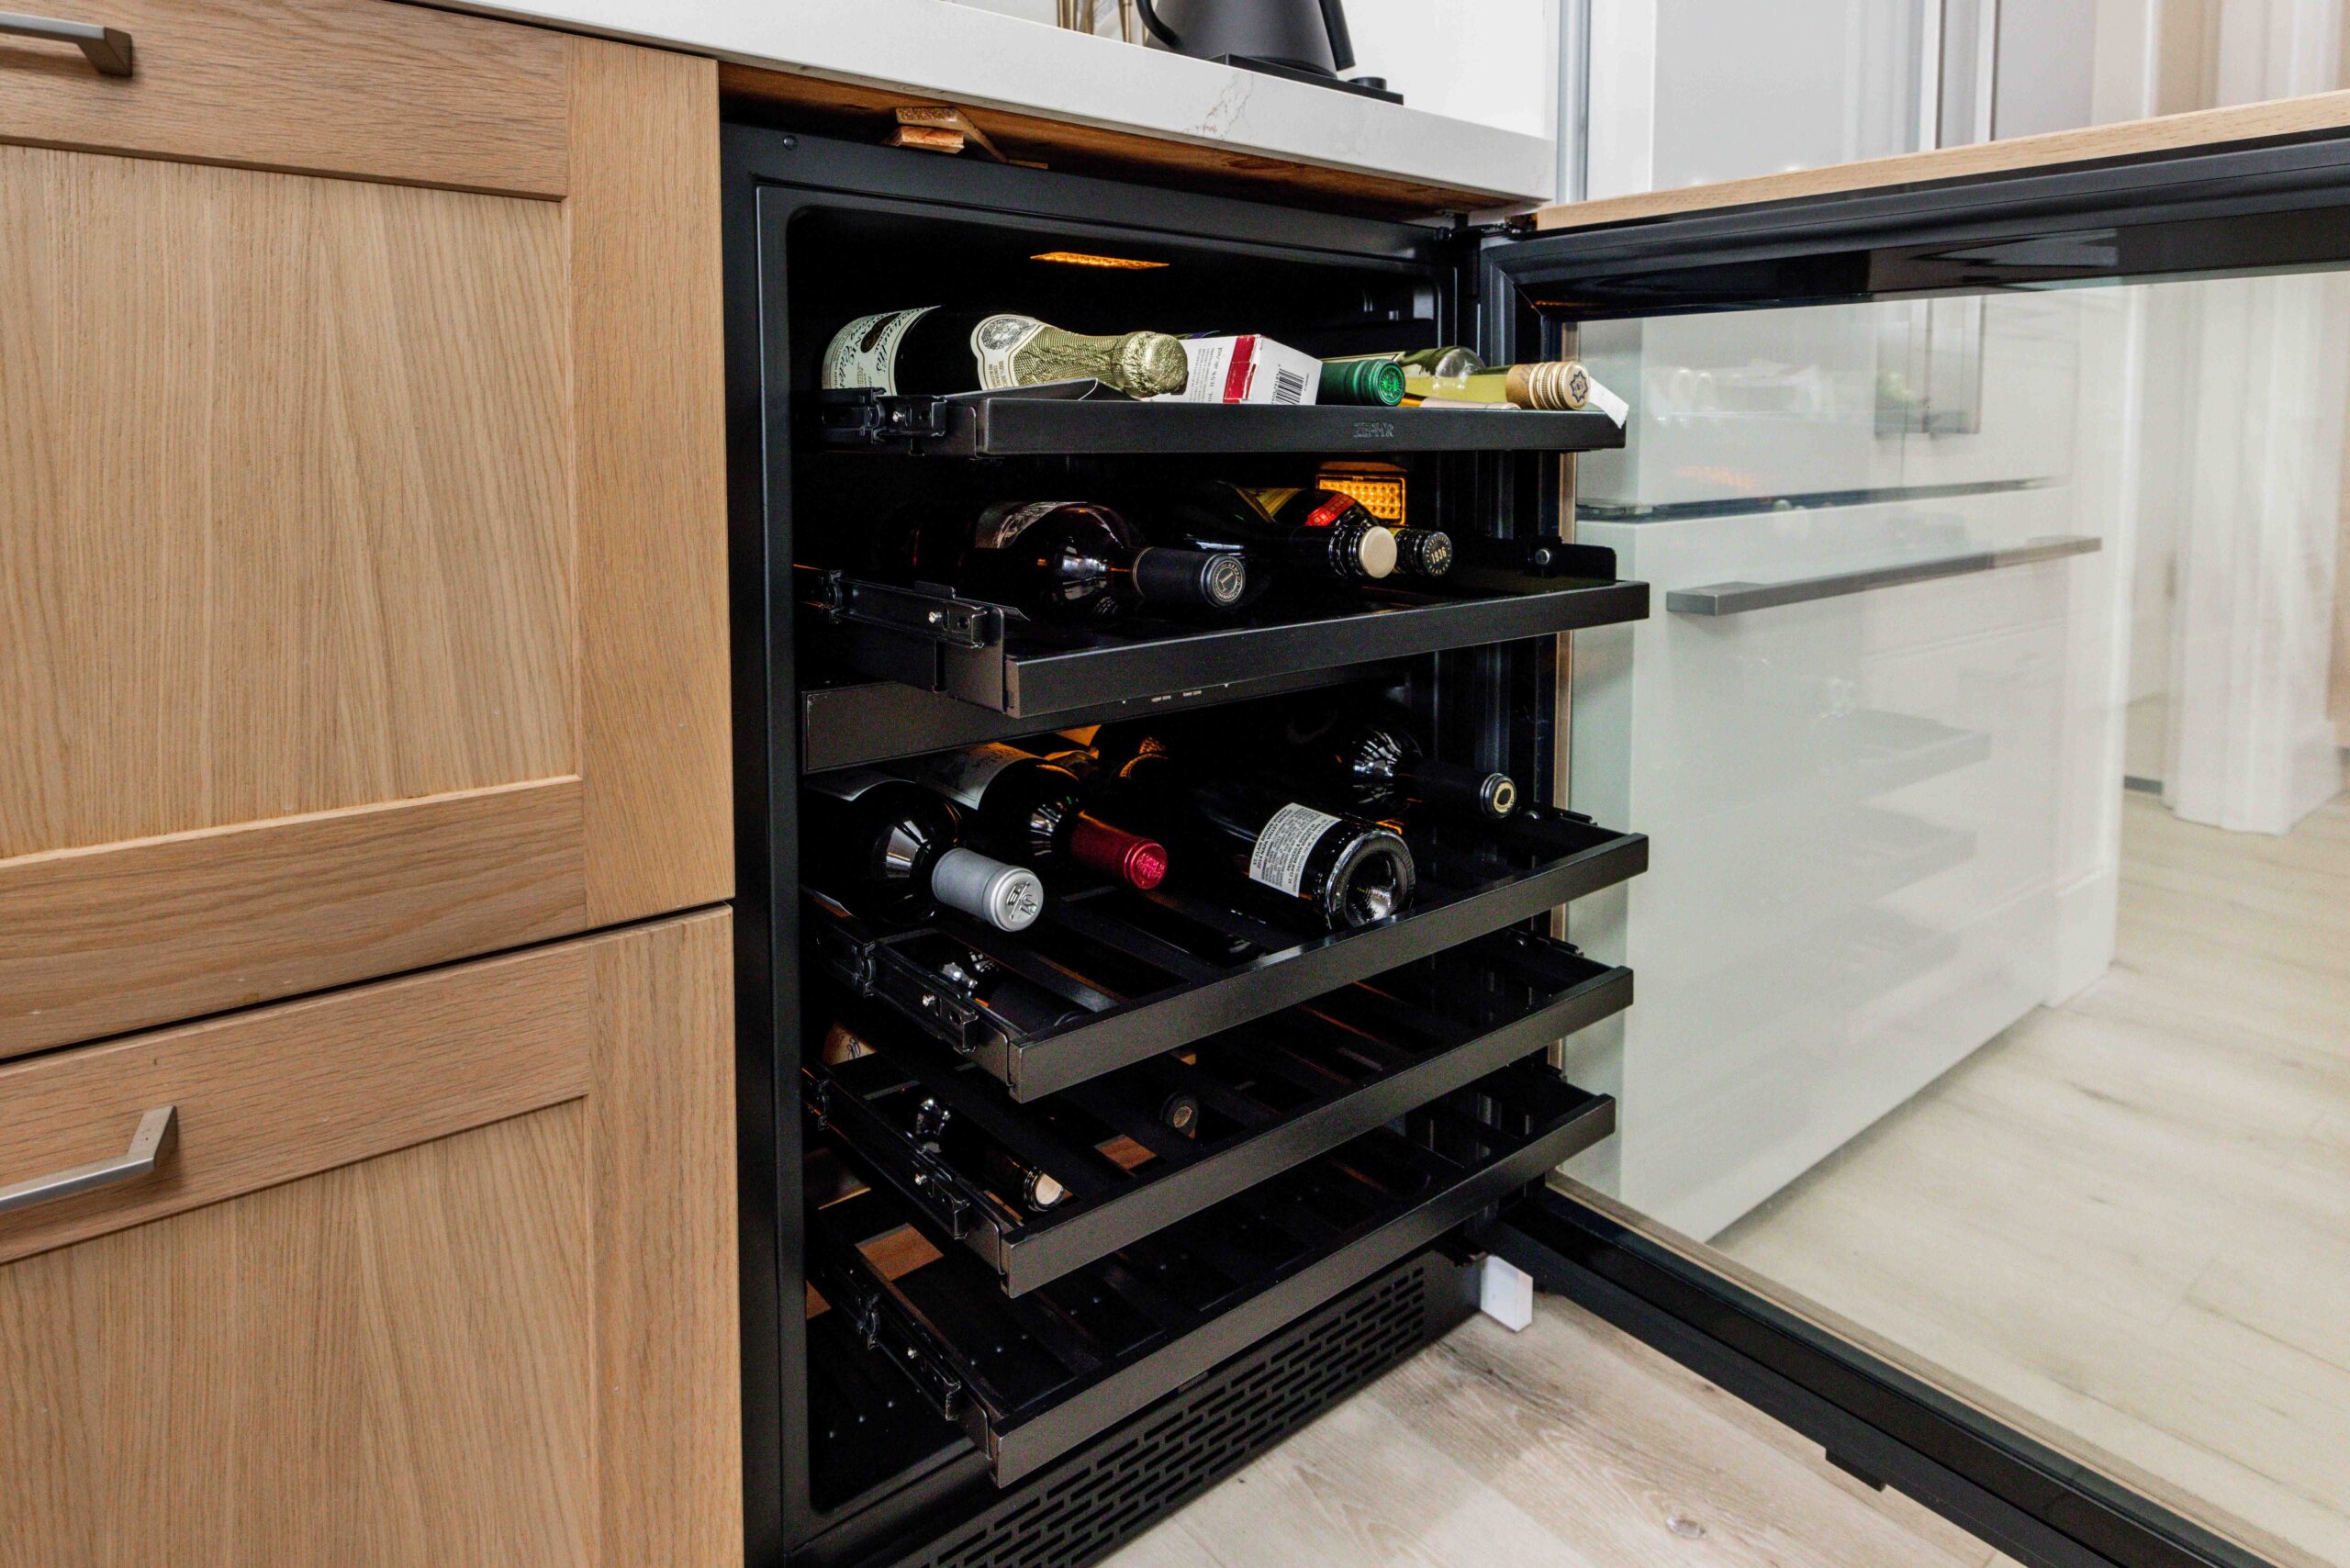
xmin=1665 ymin=534 xmax=2101 ymax=617
xmin=0 ymin=1106 xmax=177 ymax=1217
xmin=0 ymin=12 xmax=135 ymax=76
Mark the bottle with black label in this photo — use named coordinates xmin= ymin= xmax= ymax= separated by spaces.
xmin=1388 ymin=527 xmax=1455 ymax=579
xmin=1155 ymin=482 xmax=1397 ymax=603
xmin=1290 ymin=704 xmax=1517 ymax=822
xmin=821 ymin=308 xmax=1191 ymax=399
xmin=803 ymin=771 xmax=1045 ymax=933
xmin=1096 ymin=748 xmax=1415 ymax=932
xmin=876 ymin=500 xmax=1247 ymax=626
xmin=897 ymin=743 xmax=1169 ymax=890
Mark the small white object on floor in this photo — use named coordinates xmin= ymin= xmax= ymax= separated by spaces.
xmin=1478 ymin=1254 xmax=1535 ymax=1332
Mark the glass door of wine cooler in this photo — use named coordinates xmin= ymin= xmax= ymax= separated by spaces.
xmin=1480 ymin=117 xmax=2350 ymax=1568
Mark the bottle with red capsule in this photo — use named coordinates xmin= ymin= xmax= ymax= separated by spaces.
xmin=896 ymin=743 xmax=1169 ymax=892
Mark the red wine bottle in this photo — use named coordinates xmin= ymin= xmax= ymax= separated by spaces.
xmin=1295 ymin=705 xmax=1516 ymax=821
xmin=803 ymin=771 xmax=1044 ymax=932
xmin=878 ymin=500 xmax=1246 ymax=625
xmin=897 ymin=744 xmax=1168 ymax=890
xmin=1156 ymin=483 xmax=1397 ymax=600
xmin=1096 ymin=749 xmax=1415 ymax=931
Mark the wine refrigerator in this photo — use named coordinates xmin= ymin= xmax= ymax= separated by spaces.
xmin=723 ymin=98 xmax=2312 ymax=1568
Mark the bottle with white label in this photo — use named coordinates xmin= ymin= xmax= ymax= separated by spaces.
xmin=894 ymin=743 xmax=1169 ymax=891
xmin=820 ymin=308 xmax=1191 ymax=399
xmin=803 ymin=771 xmax=1045 ymax=934
xmin=876 ymin=500 xmax=1247 ymax=626
xmin=1094 ymin=748 xmax=1415 ymax=932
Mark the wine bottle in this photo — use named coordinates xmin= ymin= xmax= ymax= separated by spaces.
xmin=1389 ymin=527 xmax=1454 ymax=578
xmin=1157 ymin=483 xmax=1397 ymax=599
xmin=822 ymin=307 xmax=1190 ymax=399
xmin=1096 ymin=749 xmax=1416 ymax=931
xmin=877 ymin=500 xmax=1247 ymax=625
xmin=803 ymin=771 xmax=1045 ymax=932
xmin=1326 ymin=345 xmax=1486 ymax=381
xmin=1158 ymin=1091 xmax=1202 ymax=1137
xmin=1316 ymin=357 xmax=1406 ymax=407
xmin=979 ymin=1146 xmax=1069 ymax=1213
xmin=1296 ymin=705 xmax=1518 ymax=821
xmin=819 ymin=1020 xmax=878 ymax=1067
xmin=897 ymin=743 xmax=1169 ymax=890
xmin=930 ymin=945 xmax=1091 ymax=1037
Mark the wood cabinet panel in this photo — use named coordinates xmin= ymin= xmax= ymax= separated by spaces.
xmin=0 ymin=16 xmax=731 ymax=1058
xmin=0 ymin=1105 xmax=594 ymax=1568
xmin=0 ymin=909 xmax=738 ymax=1567
xmin=0 ymin=0 xmax=569 ymax=197
xmin=0 ymin=925 xmax=592 ymax=1267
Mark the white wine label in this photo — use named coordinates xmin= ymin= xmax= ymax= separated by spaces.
xmin=908 ymin=743 xmax=1031 ymax=811
xmin=822 ymin=308 xmax=935 ymax=396
xmin=971 ymin=314 xmax=1048 ymax=390
xmin=805 ymin=767 xmax=899 ymax=803
xmin=1248 ymin=803 xmax=1343 ymax=898
xmin=972 ymin=500 xmax=1069 ymax=551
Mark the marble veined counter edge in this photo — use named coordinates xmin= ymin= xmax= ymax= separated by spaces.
xmin=421 ymin=0 xmax=1558 ymax=203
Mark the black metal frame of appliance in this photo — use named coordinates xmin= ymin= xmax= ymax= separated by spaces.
xmin=725 ymin=126 xmax=1626 ymax=1568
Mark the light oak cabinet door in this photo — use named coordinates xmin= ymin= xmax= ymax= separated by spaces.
xmin=0 ymin=0 xmax=730 ymax=1059
xmin=0 ymin=911 xmax=739 ymax=1568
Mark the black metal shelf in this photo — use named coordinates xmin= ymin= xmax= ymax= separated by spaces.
xmin=800 ymin=662 xmax=1409 ymax=776
xmin=804 ymin=1060 xmax=1614 ymax=1486
xmin=810 ymin=803 xmax=1648 ymax=1102
xmin=802 ymin=559 xmax=1651 ymax=722
xmin=809 ymin=929 xmax=1632 ymax=1295
xmin=815 ymin=387 xmax=1628 ymax=458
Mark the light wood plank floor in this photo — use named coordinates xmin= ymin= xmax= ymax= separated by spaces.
xmin=1110 ymin=780 xmax=2345 ymax=1568
xmin=1718 ymin=782 xmax=2350 ymax=1568
xmin=1105 ymin=1294 xmax=2023 ymax=1568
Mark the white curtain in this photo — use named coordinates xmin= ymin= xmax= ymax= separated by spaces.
xmin=2160 ymin=0 xmax=2348 ymax=834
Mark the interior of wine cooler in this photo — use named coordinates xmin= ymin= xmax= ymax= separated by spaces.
xmin=747 ymin=162 xmax=1646 ymax=1565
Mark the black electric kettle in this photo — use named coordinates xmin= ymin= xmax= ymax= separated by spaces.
xmin=1134 ymin=0 xmax=1393 ymax=98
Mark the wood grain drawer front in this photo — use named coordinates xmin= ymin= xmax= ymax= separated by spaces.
xmin=0 ymin=35 xmax=729 ymax=1058
xmin=0 ymin=936 xmax=592 ymax=1268
xmin=0 ymin=0 xmax=569 ymax=196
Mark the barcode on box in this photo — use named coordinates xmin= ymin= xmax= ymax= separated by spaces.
xmin=1271 ymin=366 xmax=1308 ymax=405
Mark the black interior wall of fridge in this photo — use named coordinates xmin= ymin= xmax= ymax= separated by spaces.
xmin=722 ymin=125 xmax=1643 ymax=1568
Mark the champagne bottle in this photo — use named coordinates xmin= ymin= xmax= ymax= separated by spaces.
xmin=1096 ymin=748 xmax=1416 ymax=931
xmin=897 ymin=743 xmax=1169 ymax=890
xmin=803 ymin=771 xmax=1045 ymax=932
xmin=1293 ymin=704 xmax=1517 ymax=821
xmin=1158 ymin=483 xmax=1397 ymax=599
xmin=877 ymin=500 xmax=1246 ymax=625
xmin=822 ymin=307 xmax=1190 ymax=399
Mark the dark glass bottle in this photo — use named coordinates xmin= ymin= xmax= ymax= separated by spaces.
xmin=1157 ymin=1091 xmax=1203 ymax=1137
xmin=1295 ymin=706 xmax=1517 ymax=821
xmin=820 ymin=307 xmax=1190 ymax=398
xmin=1389 ymin=526 xmax=1455 ymax=579
xmin=878 ymin=500 xmax=1246 ymax=625
xmin=802 ymin=771 xmax=1045 ymax=932
xmin=898 ymin=743 xmax=1169 ymax=890
xmin=1095 ymin=749 xmax=1416 ymax=932
xmin=1155 ymin=483 xmax=1398 ymax=602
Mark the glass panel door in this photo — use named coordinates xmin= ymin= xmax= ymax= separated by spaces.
xmin=1487 ymin=118 xmax=2350 ymax=1568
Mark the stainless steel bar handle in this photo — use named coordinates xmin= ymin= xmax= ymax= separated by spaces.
xmin=0 ymin=12 xmax=135 ymax=75
xmin=0 ymin=1106 xmax=177 ymax=1216
xmin=1666 ymin=534 xmax=2101 ymax=617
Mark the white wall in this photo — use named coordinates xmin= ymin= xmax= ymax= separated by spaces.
xmin=940 ymin=0 xmax=1557 ymax=137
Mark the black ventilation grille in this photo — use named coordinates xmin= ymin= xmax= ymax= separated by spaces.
xmin=900 ymin=1253 xmax=1460 ymax=1568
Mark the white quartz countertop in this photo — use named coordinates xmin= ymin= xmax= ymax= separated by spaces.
xmin=431 ymin=0 xmax=1558 ymax=206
